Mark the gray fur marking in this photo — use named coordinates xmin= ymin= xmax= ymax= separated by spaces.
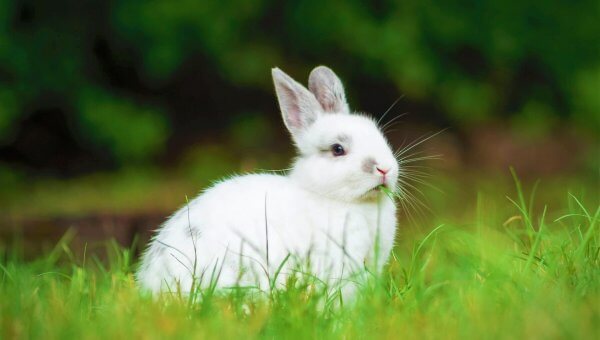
xmin=362 ymin=157 xmax=377 ymax=173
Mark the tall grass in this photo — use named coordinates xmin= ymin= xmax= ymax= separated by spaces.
xmin=1 ymin=177 xmax=598 ymax=339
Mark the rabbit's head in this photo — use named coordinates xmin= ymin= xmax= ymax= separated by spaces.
xmin=272 ymin=66 xmax=398 ymax=202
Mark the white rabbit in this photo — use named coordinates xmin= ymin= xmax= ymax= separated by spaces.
xmin=136 ymin=66 xmax=399 ymax=298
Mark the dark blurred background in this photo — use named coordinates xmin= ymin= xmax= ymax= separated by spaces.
xmin=0 ymin=0 xmax=598 ymax=257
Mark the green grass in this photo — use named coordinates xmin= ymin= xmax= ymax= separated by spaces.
xmin=1 ymin=176 xmax=598 ymax=339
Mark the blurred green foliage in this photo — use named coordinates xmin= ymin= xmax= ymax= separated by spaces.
xmin=77 ymin=87 xmax=167 ymax=161
xmin=0 ymin=0 xmax=598 ymax=162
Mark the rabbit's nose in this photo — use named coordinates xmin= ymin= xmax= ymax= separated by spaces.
xmin=376 ymin=167 xmax=389 ymax=175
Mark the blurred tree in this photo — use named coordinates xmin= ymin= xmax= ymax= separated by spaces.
xmin=0 ymin=0 xmax=168 ymax=170
xmin=0 ymin=0 xmax=598 ymax=172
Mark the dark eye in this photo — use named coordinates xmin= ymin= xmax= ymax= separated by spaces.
xmin=331 ymin=143 xmax=346 ymax=156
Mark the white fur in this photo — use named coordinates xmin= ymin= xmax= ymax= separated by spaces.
xmin=136 ymin=66 xmax=399 ymax=296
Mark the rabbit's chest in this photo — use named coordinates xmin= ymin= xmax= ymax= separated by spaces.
xmin=280 ymin=202 xmax=390 ymax=262
xmin=327 ymin=207 xmax=383 ymax=247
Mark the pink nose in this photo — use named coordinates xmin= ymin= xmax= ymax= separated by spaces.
xmin=376 ymin=167 xmax=389 ymax=175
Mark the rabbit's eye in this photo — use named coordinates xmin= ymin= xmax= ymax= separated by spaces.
xmin=331 ymin=144 xmax=346 ymax=156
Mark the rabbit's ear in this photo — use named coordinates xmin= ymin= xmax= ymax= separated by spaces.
xmin=308 ymin=66 xmax=349 ymax=114
xmin=272 ymin=68 xmax=322 ymax=137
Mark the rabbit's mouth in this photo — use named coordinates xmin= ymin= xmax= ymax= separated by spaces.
xmin=360 ymin=184 xmax=382 ymax=202
xmin=374 ymin=183 xmax=390 ymax=191
xmin=362 ymin=184 xmax=388 ymax=199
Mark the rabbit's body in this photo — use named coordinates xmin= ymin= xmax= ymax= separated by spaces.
xmin=137 ymin=66 xmax=400 ymax=295
xmin=137 ymin=173 xmax=396 ymax=292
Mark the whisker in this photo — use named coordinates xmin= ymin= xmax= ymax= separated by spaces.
xmin=395 ymin=146 xmax=434 ymax=160
xmin=396 ymin=197 xmax=415 ymax=225
xmin=381 ymin=112 xmax=409 ymax=133
xmin=400 ymin=171 xmax=433 ymax=180
xmin=377 ymin=95 xmax=405 ymax=125
xmin=401 ymin=164 xmax=436 ymax=172
xmin=397 ymin=151 xmax=443 ymax=161
xmin=395 ymin=187 xmax=429 ymax=224
xmin=400 ymin=155 xmax=443 ymax=164
xmin=395 ymin=129 xmax=447 ymax=158
xmin=396 ymin=151 xmax=443 ymax=163
xmin=397 ymin=178 xmax=428 ymax=202
xmin=399 ymin=174 xmax=443 ymax=193
xmin=384 ymin=128 xmax=400 ymax=135
xmin=390 ymin=129 xmax=447 ymax=226
xmin=395 ymin=149 xmax=426 ymax=157
xmin=400 ymin=166 xmax=432 ymax=173
xmin=383 ymin=121 xmax=404 ymax=135
xmin=401 ymin=191 xmax=430 ymax=219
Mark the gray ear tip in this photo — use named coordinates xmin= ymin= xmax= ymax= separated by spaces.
xmin=309 ymin=66 xmax=338 ymax=86
xmin=271 ymin=67 xmax=282 ymax=76
xmin=315 ymin=65 xmax=332 ymax=70
xmin=272 ymin=67 xmax=293 ymax=84
xmin=310 ymin=65 xmax=334 ymax=75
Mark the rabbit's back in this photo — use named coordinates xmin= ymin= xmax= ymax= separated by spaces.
xmin=137 ymin=174 xmax=295 ymax=291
